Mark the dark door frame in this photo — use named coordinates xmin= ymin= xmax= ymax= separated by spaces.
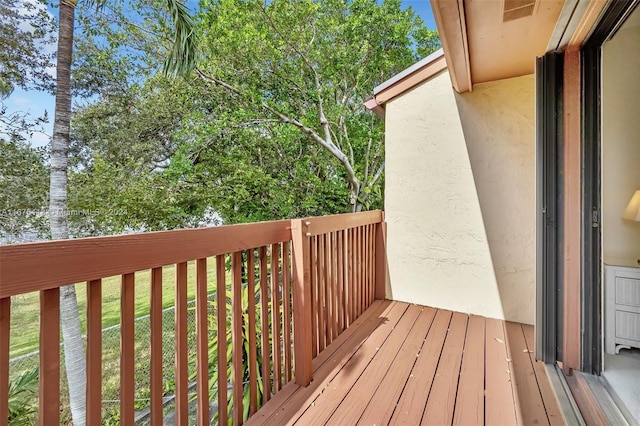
xmin=536 ymin=52 xmax=564 ymax=364
xmin=580 ymin=0 xmax=639 ymax=375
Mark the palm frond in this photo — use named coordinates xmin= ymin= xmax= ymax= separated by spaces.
xmin=163 ymin=0 xmax=198 ymax=77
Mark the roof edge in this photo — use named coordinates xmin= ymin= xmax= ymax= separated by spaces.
xmin=364 ymin=49 xmax=447 ymax=119
xmin=373 ymin=48 xmax=445 ymax=95
xmin=365 ymin=49 xmax=447 ymax=116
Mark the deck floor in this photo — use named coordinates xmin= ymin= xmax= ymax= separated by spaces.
xmin=246 ymin=300 xmax=564 ymax=426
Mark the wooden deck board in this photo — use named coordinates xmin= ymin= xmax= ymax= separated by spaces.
xmin=295 ymin=302 xmax=412 ymax=425
xmin=245 ymin=300 xmax=389 ymax=425
xmin=422 ymin=312 xmax=468 ymax=425
xmin=485 ymin=317 xmax=518 ymax=425
xmin=324 ymin=304 xmax=426 ymax=425
xmin=505 ymin=321 xmax=550 ymax=426
xmin=390 ymin=309 xmax=453 ymax=424
xmin=356 ymin=306 xmax=437 ymax=425
xmin=248 ymin=301 xmax=564 ymax=426
xmin=453 ymin=315 xmax=486 ymax=426
xmin=254 ymin=301 xmax=407 ymax=426
xmin=522 ymin=324 xmax=565 ymax=426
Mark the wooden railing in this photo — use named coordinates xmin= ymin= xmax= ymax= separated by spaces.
xmin=0 ymin=211 xmax=386 ymax=425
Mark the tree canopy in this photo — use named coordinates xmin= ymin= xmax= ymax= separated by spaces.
xmin=61 ymin=0 xmax=439 ymax=234
xmin=0 ymin=0 xmax=440 ymax=241
xmin=0 ymin=0 xmax=56 ymax=97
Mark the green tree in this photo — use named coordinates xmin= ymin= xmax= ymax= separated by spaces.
xmin=68 ymin=72 xmax=350 ymax=230
xmin=69 ymin=0 xmax=439 ymax=224
xmin=0 ymin=139 xmax=49 ymax=242
xmin=0 ymin=0 xmax=55 ymax=97
xmin=0 ymin=0 xmax=55 ymax=142
xmin=194 ymin=0 xmax=439 ymax=212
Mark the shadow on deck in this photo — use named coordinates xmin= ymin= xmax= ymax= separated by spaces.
xmin=247 ymin=300 xmax=564 ymax=426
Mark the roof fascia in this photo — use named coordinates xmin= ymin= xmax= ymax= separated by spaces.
xmin=431 ymin=0 xmax=472 ymax=93
xmin=364 ymin=52 xmax=447 ymax=118
xmin=373 ymin=48 xmax=445 ymax=95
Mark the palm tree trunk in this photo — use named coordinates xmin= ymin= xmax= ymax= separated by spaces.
xmin=51 ymin=1 xmax=86 ymax=424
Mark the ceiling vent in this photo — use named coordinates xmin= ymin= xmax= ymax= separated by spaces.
xmin=503 ymin=0 xmax=537 ymax=22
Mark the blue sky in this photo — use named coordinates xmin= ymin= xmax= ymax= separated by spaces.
xmin=4 ymin=1 xmax=435 ymax=148
xmin=403 ymin=0 xmax=436 ymax=29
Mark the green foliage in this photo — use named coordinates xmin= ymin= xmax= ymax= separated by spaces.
xmin=0 ymin=139 xmax=49 ymax=241
xmin=0 ymin=0 xmax=56 ymax=97
xmin=195 ymin=0 xmax=437 ymax=211
xmin=7 ymin=368 xmax=38 ymax=425
xmin=68 ymin=76 xmax=215 ymax=234
xmin=66 ymin=0 xmax=440 ymax=232
xmin=206 ymin=277 xmax=267 ymax=424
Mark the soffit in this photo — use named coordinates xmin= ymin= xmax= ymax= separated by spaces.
xmin=465 ymin=0 xmax=565 ymax=84
xmin=432 ymin=0 xmax=565 ymax=91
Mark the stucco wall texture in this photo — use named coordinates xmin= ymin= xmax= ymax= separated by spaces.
xmin=384 ymin=71 xmax=536 ymax=324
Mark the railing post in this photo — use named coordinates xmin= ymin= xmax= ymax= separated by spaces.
xmin=291 ymin=219 xmax=313 ymax=386
xmin=375 ymin=213 xmax=388 ymax=300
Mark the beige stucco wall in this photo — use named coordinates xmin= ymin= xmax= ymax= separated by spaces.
xmin=384 ymin=71 xmax=536 ymax=324
xmin=602 ymin=14 xmax=640 ymax=266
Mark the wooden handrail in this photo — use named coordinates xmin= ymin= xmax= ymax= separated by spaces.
xmin=0 ymin=219 xmax=291 ymax=298
xmin=304 ymin=210 xmax=383 ymax=236
xmin=0 ymin=211 xmax=386 ymax=424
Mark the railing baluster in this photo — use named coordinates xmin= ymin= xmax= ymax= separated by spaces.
xmin=216 ymin=255 xmax=228 ymax=426
xmin=364 ymin=226 xmax=367 ymax=311
xmin=175 ymin=262 xmax=188 ymax=425
xmin=358 ymin=226 xmax=363 ymax=315
xmin=352 ymin=227 xmax=357 ymax=318
xmin=347 ymin=228 xmax=353 ymax=326
xmin=0 ymin=297 xmax=10 ymax=426
xmin=365 ymin=226 xmax=369 ymax=307
xmin=282 ymin=241 xmax=292 ymax=383
xmin=270 ymin=243 xmax=282 ymax=392
xmin=319 ymin=235 xmax=326 ymax=352
xmin=353 ymin=227 xmax=358 ymax=321
xmin=258 ymin=247 xmax=271 ymax=401
xmin=363 ymin=226 xmax=368 ymax=308
xmin=231 ymin=251 xmax=244 ymax=424
xmin=150 ymin=267 xmax=163 ymax=425
xmin=310 ymin=236 xmax=318 ymax=357
xmin=86 ymin=279 xmax=102 ymax=425
xmin=291 ymin=219 xmax=313 ymax=386
xmin=337 ymin=231 xmax=345 ymax=333
xmin=196 ymin=258 xmax=209 ymax=425
xmin=324 ymin=234 xmax=332 ymax=345
xmin=367 ymin=225 xmax=372 ymax=305
xmin=370 ymin=224 xmax=376 ymax=304
xmin=120 ymin=273 xmax=135 ymax=425
xmin=247 ymin=250 xmax=258 ymax=415
xmin=342 ymin=230 xmax=348 ymax=329
xmin=331 ymin=232 xmax=339 ymax=339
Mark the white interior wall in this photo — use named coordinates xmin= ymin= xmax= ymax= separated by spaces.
xmin=602 ymin=12 xmax=640 ymax=266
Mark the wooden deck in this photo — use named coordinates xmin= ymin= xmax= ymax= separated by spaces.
xmin=246 ymin=300 xmax=564 ymax=426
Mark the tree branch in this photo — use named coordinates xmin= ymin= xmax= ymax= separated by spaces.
xmin=194 ymin=67 xmax=361 ymax=197
xmin=368 ymin=161 xmax=385 ymax=188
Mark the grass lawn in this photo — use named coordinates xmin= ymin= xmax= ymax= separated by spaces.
xmin=9 ymin=259 xmax=221 ymax=359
